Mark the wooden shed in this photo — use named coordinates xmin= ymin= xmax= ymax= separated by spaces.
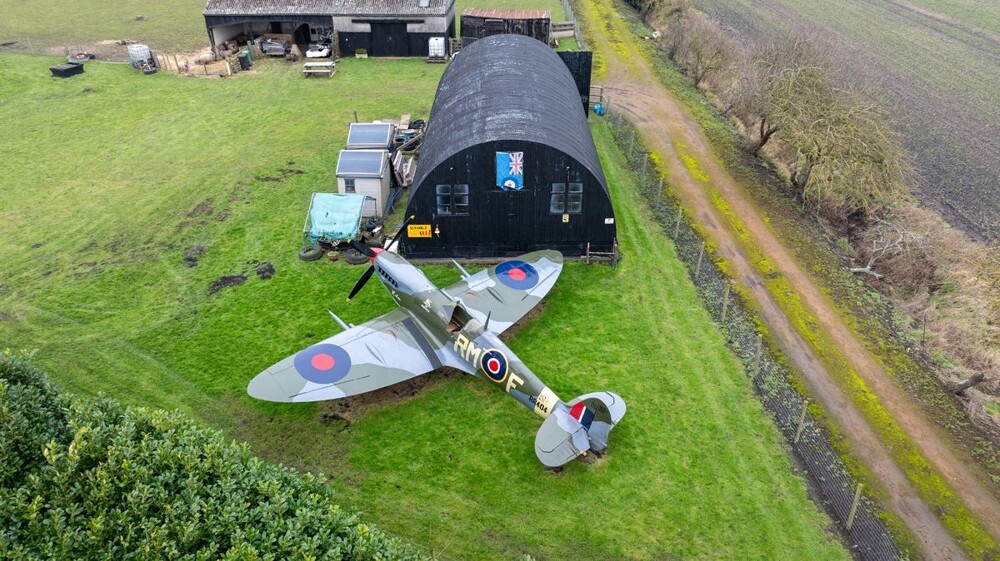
xmin=336 ymin=150 xmax=391 ymax=217
xmin=460 ymin=8 xmax=550 ymax=45
xmin=400 ymin=34 xmax=615 ymax=259
xmin=203 ymin=0 xmax=455 ymax=58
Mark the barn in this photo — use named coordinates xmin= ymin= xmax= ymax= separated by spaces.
xmin=400 ymin=34 xmax=616 ymax=259
xmin=203 ymin=0 xmax=455 ymax=58
xmin=460 ymin=8 xmax=551 ymax=45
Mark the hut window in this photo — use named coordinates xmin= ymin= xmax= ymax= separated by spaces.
xmin=567 ymin=182 xmax=583 ymax=214
xmin=344 ymin=178 xmax=356 ymax=194
xmin=436 ymin=184 xmax=470 ymax=216
xmin=549 ymin=183 xmax=566 ymax=214
xmin=551 ymin=183 xmax=582 ymax=214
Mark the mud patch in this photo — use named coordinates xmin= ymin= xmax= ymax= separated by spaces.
xmin=0 ymin=312 xmax=11 ymax=321
xmin=255 ymin=262 xmax=275 ymax=280
xmin=183 ymin=246 xmax=206 ymax=268
xmin=253 ymin=168 xmax=305 ymax=183
xmin=321 ymin=369 xmax=458 ymax=426
xmin=30 ymin=242 xmax=43 ymax=249
xmin=215 ymin=208 xmax=231 ymax=222
xmin=188 ymin=199 xmax=214 ymax=217
xmin=208 ymin=274 xmax=246 ymax=295
xmin=73 ymin=267 xmax=102 ymax=279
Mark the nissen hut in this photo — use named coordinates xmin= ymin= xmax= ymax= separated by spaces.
xmin=400 ymin=34 xmax=616 ymax=258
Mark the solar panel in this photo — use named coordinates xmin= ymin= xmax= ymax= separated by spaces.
xmin=419 ymin=0 xmax=430 ymax=7
xmin=347 ymin=123 xmax=393 ymax=148
xmin=336 ymin=150 xmax=385 ymax=177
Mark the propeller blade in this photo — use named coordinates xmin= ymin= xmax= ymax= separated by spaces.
xmin=351 ymin=239 xmax=376 ymax=257
xmin=348 ymin=265 xmax=375 ymax=301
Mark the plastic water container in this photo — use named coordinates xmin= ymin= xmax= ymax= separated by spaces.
xmin=428 ymin=37 xmax=446 ymax=59
xmin=127 ymin=43 xmax=151 ymax=67
xmin=594 ymin=102 xmax=605 ymax=116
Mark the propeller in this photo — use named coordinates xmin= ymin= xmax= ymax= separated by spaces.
xmin=346 ymin=215 xmax=415 ymax=301
xmin=347 ymin=264 xmax=376 ymax=301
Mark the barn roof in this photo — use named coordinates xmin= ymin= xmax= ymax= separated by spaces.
xmin=461 ymin=8 xmax=550 ymax=20
xmin=413 ymin=34 xmax=606 ymax=193
xmin=204 ymin=0 xmax=452 ymax=17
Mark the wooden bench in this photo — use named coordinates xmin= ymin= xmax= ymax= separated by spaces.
xmin=302 ymin=61 xmax=335 ymax=78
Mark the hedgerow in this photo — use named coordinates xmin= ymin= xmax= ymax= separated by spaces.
xmin=0 ymin=352 xmax=423 ymax=560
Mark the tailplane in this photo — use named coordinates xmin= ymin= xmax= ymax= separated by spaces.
xmin=534 ymin=391 xmax=626 ymax=467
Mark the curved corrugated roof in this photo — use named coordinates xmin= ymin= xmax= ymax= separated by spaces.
xmin=412 ymin=34 xmax=606 ymax=191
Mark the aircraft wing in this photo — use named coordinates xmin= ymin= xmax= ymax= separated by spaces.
xmin=247 ymin=307 xmax=442 ymax=403
xmin=443 ymin=250 xmax=563 ymax=335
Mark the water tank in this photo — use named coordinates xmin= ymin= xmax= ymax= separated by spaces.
xmin=127 ymin=43 xmax=152 ymax=67
xmin=428 ymin=37 xmax=446 ymax=59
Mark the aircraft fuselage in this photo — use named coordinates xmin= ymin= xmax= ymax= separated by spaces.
xmin=372 ymin=251 xmax=563 ymax=419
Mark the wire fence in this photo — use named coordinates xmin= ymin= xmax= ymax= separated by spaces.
xmin=560 ymin=0 xmax=587 ymax=50
xmin=604 ymin=106 xmax=902 ymax=560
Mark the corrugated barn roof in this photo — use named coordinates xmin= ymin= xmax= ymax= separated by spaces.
xmin=204 ymin=0 xmax=451 ymax=17
xmin=461 ymin=8 xmax=550 ymax=19
xmin=413 ymin=34 xmax=606 ymax=193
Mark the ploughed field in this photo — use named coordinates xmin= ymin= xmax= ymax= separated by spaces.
xmin=694 ymin=0 xmax=1000 ymax=240
xmin=0 ymin=55 xmax=849 ymax=559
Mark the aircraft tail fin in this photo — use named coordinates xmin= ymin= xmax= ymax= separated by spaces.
xmin=534 ymin=391 xmax=626 ymax=467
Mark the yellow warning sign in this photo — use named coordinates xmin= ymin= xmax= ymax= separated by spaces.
xmin=408 ymin=224 xmax=432 ymax=238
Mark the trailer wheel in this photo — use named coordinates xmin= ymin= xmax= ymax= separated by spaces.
xmin=298 ymin=243 xmax=324 ymax=261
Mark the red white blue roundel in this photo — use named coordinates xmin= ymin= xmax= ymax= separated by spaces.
xmin=480 ymin=349 xmax=509 ymax=383
xmin=293 ymin=343 xmax=352 ymax=385
xmin=495 ymin=260 xmax=539 ymax=290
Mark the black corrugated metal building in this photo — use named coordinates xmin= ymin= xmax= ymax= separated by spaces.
xmin=400 ymin=34 xmax=615 ymax=259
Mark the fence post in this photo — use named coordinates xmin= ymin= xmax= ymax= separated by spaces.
xmin=656 ymin=178 xmax=664 ymax=210
xmin=846 ymin=484 xmax=863 ymax=530
xmin=695 ymin=242 xmax=705 ymax=279
xmin=721 ymin=284 xmax=730 ymax=323
xmin=673 ymin=208 xmax=683 ymax=239
xmin=794 ymin=400 xmax=809 ymax=444
xmin=753 ymin=333 xmax=763 ymax=373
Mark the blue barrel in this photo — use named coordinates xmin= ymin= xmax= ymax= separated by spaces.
xmin=594 ymin=102 xmax=605 ymax=116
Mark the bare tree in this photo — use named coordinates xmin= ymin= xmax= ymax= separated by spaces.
xmin=850 ymin=219 xmax=926 ymax=279
xmin=673 ymin=14 xmax=737 ymax=88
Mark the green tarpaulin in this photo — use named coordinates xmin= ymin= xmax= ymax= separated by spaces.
xmin=304 ymin=193 xmax=373 ymax=243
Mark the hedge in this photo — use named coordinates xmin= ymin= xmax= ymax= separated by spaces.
xmin=0 ymin=352 xmax=424 ymax=561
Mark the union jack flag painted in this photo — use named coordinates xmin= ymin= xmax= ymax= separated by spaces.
xmin=508 ymin=152 xmax=523 ymax=176
xmin=496 ymin=151 xmax=525 ymax=191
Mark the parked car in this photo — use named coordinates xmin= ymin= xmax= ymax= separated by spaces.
xmin=260 ymin=38 xmax=290 ymax=56
xmin=306 ymin=43 xmax=331 ymax=58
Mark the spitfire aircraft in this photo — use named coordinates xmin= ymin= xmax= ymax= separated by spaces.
xmin=248 ymin=225 xmax=626 ymax=467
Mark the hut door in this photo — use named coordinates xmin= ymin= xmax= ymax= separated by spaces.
xmin=502 ymin=189 xmax=535 ymax=243
xmin=371 ymin=23 xmax=408 ymax=56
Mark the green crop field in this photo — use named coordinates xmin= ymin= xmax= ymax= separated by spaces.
xmin=692 ymin=0 xmax=1000 ymax=240
xmin=0 ymin=53 xmax=849 ymax=559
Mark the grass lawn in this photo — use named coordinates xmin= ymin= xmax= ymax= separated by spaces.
xmin=0 ymin=54 xmax=848 ymax=560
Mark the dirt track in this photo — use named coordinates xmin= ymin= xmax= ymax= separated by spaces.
xmin=578 ymin=0 xmax=1000 ymax=557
